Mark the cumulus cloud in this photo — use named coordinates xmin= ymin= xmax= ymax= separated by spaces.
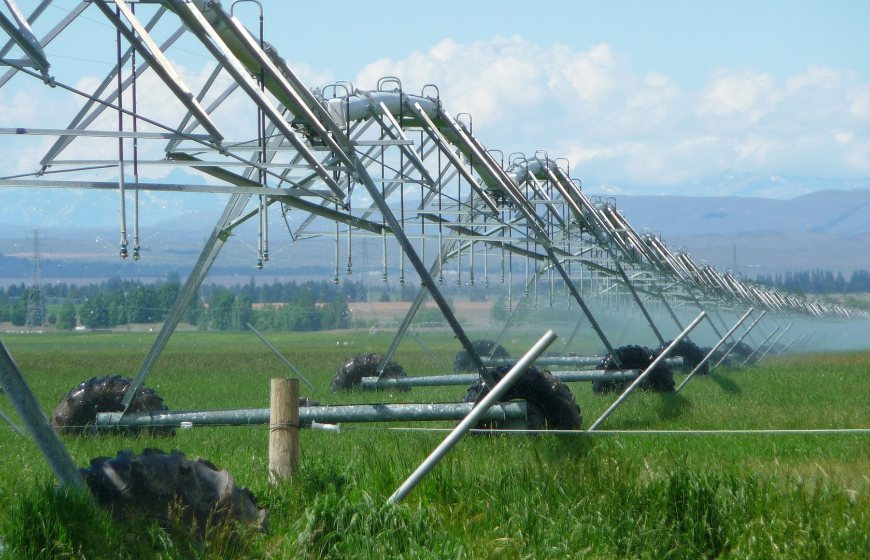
xmin=848 ymin=85 xmax=870 ymax=120
xmin=697 ymin=70 xmax=782 ymax=123
xmin=353 ymin=37 xmax=870 ymax=192
xmin=358 ymin=36 xmax=550 ymax=123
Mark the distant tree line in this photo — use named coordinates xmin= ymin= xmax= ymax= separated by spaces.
xmin=755 ymin=270 xmax=870 ymax=295
xmin=0 ymin=274 xmax=365 ymax=332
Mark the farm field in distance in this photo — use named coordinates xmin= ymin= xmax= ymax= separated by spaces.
xmin=0 ymin=330 xmax=868 ymax=559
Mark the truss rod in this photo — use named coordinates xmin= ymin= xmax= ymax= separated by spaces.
xmin=0 ymin=0 xmax=51 ymax=59
xmin=173 ymin=1 xmax=346 ymax=199
xmin=0 ymin=3 xmax=49 ymax=73
xmin=36 ymin=9 xmax=178 ymax=167
xmin=94 ymin=0 xmax=223 ymax=142
xmin=0 ymin=178 xmax=324 ymax=197
xmin=1 ymin=127 xmax=211 ymax=140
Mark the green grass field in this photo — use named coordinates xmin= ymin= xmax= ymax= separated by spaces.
xmin=0 ymin=331 xmax=868 ymax=558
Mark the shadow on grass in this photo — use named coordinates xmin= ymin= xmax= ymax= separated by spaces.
xmin=585 ymin=390 xmax=693 ymax=430
xmin=538 ymin=431 xmax=599 ymax=462
xmin=601 ymin=417 xmax=659 ymax=430
xmin=656 ymin=392 xmax=693 ymax=421
xmin=709 ymin=373 xmax=742 ymax=395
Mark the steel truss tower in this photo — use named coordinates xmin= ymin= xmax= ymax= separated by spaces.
xmin=24 ymin=229 xmax=46 ymax=327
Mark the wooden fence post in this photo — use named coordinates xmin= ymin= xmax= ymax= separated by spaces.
xmin=269 ymin=378 xmax=299 ymax=483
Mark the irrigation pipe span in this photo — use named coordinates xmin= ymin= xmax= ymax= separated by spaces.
xmin=50 ymin=422 xmax=870 ymax=436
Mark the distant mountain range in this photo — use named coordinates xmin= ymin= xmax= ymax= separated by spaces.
xmin=612 ymin=189 xmax=870 ymax=277
xmin=1 ymin=173 xmax=868 ymax=282
xmin=612 ymin=189 xmax=870 ymax=237
xmin=592 ymin=172 xmax=870 ymax=200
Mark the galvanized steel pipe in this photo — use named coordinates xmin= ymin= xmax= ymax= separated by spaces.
xmin=360 ymin=369 xmax=641 ymax=389
xmin=484 ymin=356 xmax=601 ymax=367
xmin=483 ymin=356 xmax=683 ymax=368
xmin=96 ymin=401 xmax=528 ymax=429
xmin=0 ymin=339 xmax=86 ymax=491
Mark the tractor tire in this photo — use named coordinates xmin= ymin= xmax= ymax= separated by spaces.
xmin=702 ymin=346 xmax=728 ymax=367
xmin=453 ymin=339 xmax=509 ymax=372
xmin=51 ymin=375 xmax=173 ymax=436
xmin=593 ymin=345 xmax=675 ymax=393
xmin=729 ymin=341 xmax=756 ymax=365
xmin=330 ymin=353 xmax=408 ymax=392
xmin=708 ymin=341 xmax=753 ymax=366
xmin=658 ymin=339 xmax=708 ymax=375
xmin=463 ymin=365 xmax=581 ymax=430
xmin=81 ymin=448 xmax=267 ymax=537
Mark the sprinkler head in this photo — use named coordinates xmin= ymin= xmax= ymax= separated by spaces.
xmin=119 ymin=245 xmax=128 ymax=259
xmin=256 ymin=259 xmax=264 ymax=270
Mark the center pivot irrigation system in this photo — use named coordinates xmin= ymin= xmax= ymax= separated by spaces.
xmin=1 ymin=0 xmax=868 ymax=511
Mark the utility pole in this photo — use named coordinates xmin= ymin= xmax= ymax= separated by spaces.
xmin=25 ymin=229 xmax=46 ymax=327
xmin=732 ymin=243 xmax=738 ymax=276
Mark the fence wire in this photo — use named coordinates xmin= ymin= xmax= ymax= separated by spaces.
xmin=7 ymin=422 xmax=865 ymax=437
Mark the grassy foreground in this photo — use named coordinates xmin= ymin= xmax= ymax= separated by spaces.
xmin=0 ymin=331 xmax=868 ymax=558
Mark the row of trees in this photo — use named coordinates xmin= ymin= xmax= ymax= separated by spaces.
xmin=0 ymin=289 xmax=77 ymax=329
xmin=755 ymin=270 xmax=870 ymax=294
xmin=0 ymin=276 xmax=354 ymax=331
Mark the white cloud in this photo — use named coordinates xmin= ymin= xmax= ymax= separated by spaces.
xmin=785 ymin=65 xmax=842 ymax=94
xmin=848 ymin=85 xmax=870 ymax=119
xmin=552 ymin=43 xmax=624 ymax=105
xmin=0 ymin=89 xmax=41 ymax=126
xmin=356 ymin=36 xmax=553 ymax=123
xmin=734 ymin=136 xmax=775 ymax=165
xmin=615 ymin=71 xmax=684 ymax=134
xmin=353 ymin=38 xmax=870 ymax=190
xmin=834 ymin=131 xmax=854 ymax=145
xmin=697 ymin=70 xmax=782 ymax=124
xmin=843 ymin=139 xmax=870 ymax=172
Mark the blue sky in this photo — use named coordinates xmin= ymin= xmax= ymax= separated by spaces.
xmin=261 ymin=0 xmax=870 ymax=90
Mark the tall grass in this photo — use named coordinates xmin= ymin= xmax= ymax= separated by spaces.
xmin=0 ymin=332 xmax=868 ymax=558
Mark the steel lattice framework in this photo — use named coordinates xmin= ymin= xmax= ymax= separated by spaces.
xmin=1 ymin=0 xmax=866 ymax=410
